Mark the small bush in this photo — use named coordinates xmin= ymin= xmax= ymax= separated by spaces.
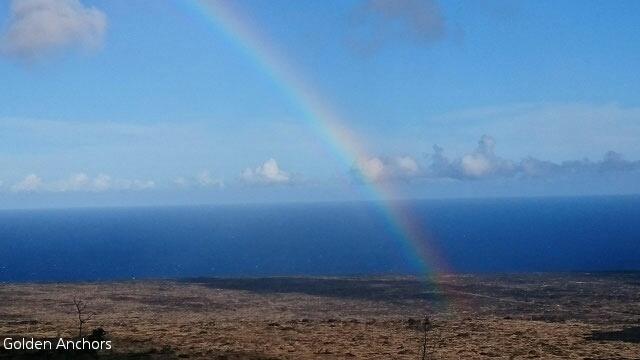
xmin=88 ymin=327 xmax=107 ymax=343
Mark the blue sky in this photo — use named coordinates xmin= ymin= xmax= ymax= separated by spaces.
xmin=1 ymin=0 xmax=639 ymax=208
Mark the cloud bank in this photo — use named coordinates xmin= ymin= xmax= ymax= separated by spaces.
xmin=430 ymin=135 xmax=517 ymax=179
xmin=352 ymin=135 xmax=640 ymax=183
xmin=8 ymin=173 xmax=155 ymax=193
xmin=11 ymin=173 xmax=42 ymax=193
xmin=1 ymin=0 xmax=106 ymax=60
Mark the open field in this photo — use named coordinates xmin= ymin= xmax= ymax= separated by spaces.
xmin=1 ymin=273 xmax=640 ymax=359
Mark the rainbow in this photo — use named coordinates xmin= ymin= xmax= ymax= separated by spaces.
xmin=178 ymin=0 xmax=451 ymax=281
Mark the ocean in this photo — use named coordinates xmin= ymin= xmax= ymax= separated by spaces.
xmin=1 ymin=196 xmax=639 ymax=282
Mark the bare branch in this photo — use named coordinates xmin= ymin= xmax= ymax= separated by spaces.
xmin=73 ymin=295 xmax=95 ymax=338
xmin=419 ymin=313 xmax=445 ymax=360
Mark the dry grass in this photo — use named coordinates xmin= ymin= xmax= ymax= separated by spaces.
xmin=1 ymin=273 xmax=639 ymax=359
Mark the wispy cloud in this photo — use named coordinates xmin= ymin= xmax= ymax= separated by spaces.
xmin=11 ymin=173 xmax=42 ymax=193
xmin=346 ymin=0 xmax=446 ymax=54
xmin=174 ymin=171 xmax=224 ymax=188
xmin=173 ymin=177 xmax=187 ymax=186
xmin=92 ymin=173 xmax=111 ymax=191
xmin=111 ymin=178 xmax=155 ymax=191
xmin=52 ymin=172 xmax=91 ymax=192
xmin=50 ymin=172 xmax=115 ymax=192
xmin=430 ymin=102 xmax=640 ymax=162
xmin=194 ymin=171 xmax=223 ymax=187
xmin=0 ymin=117 xmax=320 ymax=182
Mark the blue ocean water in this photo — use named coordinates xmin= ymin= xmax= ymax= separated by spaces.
xmin=1 ymin=196 xmax=639 ymax=282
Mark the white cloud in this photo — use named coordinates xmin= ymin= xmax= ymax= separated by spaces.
xmin=1 ymin=0 xmax=106 ymax=60
xmin=353 ymin=155 xmax=420 ymax=182
xmin=427 ymin=135 xmax=517 ymax=179
xmin=453 ymin=135 xmax=515 ymax=179
xmin=11 ymin=173 xmax=42 ymax=193
xmin=395 ymin=155 xmax=419 ymax=173
xmin=240 ymin=158 xmax=290 ymax=183
xmin=459 ymin=153 xmax=491 ymax=178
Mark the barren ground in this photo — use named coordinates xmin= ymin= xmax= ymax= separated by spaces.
xmin=1 ymin=273 xmax=640 ymax=359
